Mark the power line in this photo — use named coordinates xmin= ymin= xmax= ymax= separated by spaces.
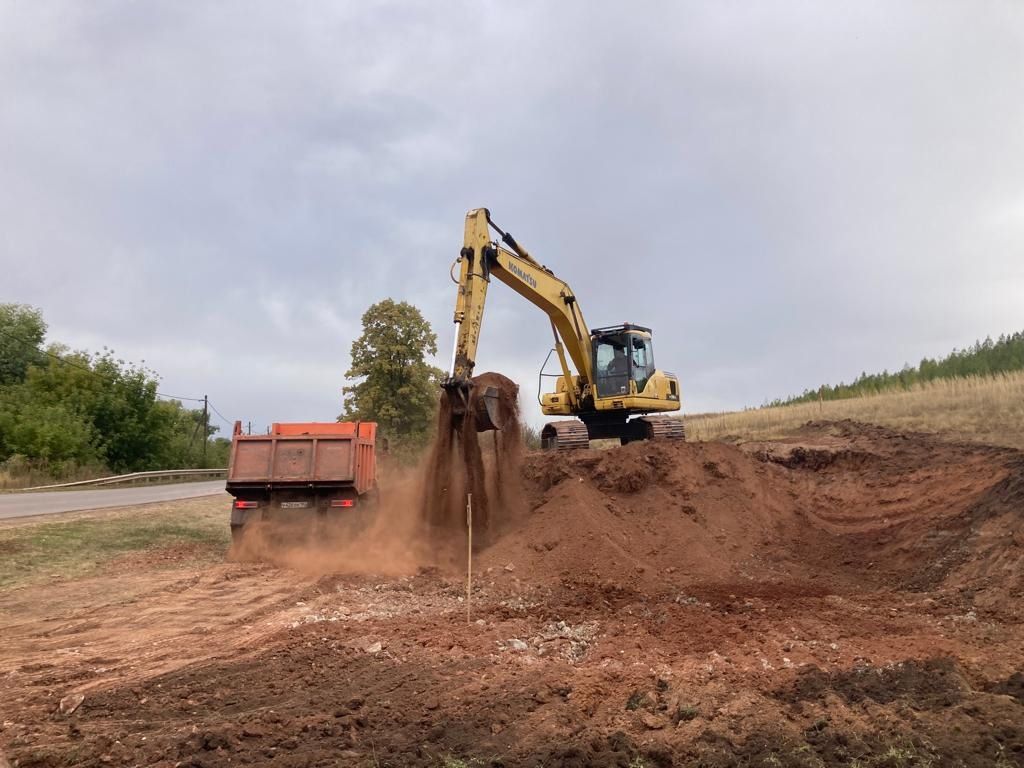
xmin=156 ymin=392 xmax=206 ymax=403
xmin=207 ymin=401 xmax=234 ymax=427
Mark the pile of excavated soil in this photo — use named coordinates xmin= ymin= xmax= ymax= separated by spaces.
xmin=479 ymin=439 xmax=800 ymax=593
xmin=479 ymin=421 xmax=1024 ymax=609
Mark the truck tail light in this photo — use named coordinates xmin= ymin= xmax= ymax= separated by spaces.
xmin=330 ymin=499 xmax=356 ymax=508
xmin=234 ymin=500 xmax=259 ymax=509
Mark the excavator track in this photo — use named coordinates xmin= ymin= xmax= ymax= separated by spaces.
xmin=541 ymin=420 xmax=591 ymax=451
xmin=637 ymin=416 xmax=686 ymax=441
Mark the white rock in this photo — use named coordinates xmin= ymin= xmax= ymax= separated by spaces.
xmin=507 ymin=639 xmax=528 ymax=652
xmin=59 ymin=692 xmax=84 ymax=715
xmin=364 ymin=641 xmax=383 ymax=654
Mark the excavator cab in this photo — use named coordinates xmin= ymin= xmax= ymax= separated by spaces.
xmin=591 ymin=324 xmax=657 ymax=399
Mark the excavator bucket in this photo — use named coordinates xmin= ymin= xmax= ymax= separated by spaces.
xmin=443 ymin=380 xmax=505 ymax=432
xmin=473 ymin=385 xmax=503 ymax=432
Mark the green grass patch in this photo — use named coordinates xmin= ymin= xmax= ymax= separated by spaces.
xmin=0 ymin=502 xmax=229 ymax=589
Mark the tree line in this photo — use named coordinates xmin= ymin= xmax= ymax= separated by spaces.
xmin=774 ymin=331 xmax=1024 ymax=406
xmin=2 ymin=296 xmax=527 ymax=482
xmin=0 ymin=303 xmax=228 ymax=482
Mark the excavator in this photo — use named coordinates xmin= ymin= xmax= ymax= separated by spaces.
xmin=443 ymin=208 xmax=684 ymax=450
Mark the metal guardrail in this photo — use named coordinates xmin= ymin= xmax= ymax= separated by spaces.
xmin=19 ymin=468 xmax=228 ymax=492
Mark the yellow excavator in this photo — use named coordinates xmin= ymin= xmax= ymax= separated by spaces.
xmin=443 ymin=208 xmax=684 ymax=450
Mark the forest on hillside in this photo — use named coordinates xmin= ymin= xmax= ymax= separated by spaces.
xmin=776 ymin=331 xmax=1024 ymax=405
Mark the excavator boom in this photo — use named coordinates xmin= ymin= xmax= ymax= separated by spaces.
xmin=449 ymin=208 xmax=593 ymax=387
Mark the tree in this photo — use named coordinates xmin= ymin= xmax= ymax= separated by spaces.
xmin=0 ymin=304 xmax=222 ymax=479
xmin=0 ymin=304 xmax=47 ymax=385
xmin=341 ymin=299 xmax=444 ymax=447
xmin=0 ymin=345 xmax=173 ymax=472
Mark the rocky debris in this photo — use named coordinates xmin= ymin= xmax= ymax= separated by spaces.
xmin=58 ymin=693 xmax=84 ymax=716
xmin=531 ymin=620 xmax=600 ymax=663
xmin=504 ymin=639 xmax=529 ymax=652
xmin=639 ymin=712 xmax=664 ymax=730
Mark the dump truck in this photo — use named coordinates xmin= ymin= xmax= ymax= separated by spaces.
xmin=225 ymin=420 xmax=378 ymax=546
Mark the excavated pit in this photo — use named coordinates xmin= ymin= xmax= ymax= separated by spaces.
xmin=3 ymin=420 xmax=1024 ymax=767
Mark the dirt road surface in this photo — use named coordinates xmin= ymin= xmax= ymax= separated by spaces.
xmin=1 ymin=422 xmax=1022 ymax=766
xmin=0 ymin=480 xmax=227 ymax=520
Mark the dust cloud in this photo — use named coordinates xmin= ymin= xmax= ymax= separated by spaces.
xmin=230 ymin=372 xmax=526 ymax=575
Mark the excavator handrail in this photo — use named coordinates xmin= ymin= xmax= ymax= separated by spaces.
xmin=537 ymin=347 xmax=563 ymax=406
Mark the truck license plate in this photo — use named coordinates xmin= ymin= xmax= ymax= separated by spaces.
xmin=279 ymin=501 xmax=309 ymax=509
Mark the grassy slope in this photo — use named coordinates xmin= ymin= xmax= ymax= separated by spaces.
xmin=686 ymin=371 xmax=1024 ymax=449
xmin=0 ymin=495 xmax=229 ymax=589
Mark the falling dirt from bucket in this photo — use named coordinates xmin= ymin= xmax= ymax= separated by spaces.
xmin=420 ymin=372 xmax=523 ymax=548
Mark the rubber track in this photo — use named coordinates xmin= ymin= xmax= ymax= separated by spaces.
xmin=638 ymin=416 xmax=686 ymax=441
xmin=545 ymin=420 xmax=591 ymax=451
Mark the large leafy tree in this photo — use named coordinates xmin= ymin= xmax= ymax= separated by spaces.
xmin=0 ymin=346 xmax=172 ymax=472
xmin=341 ymin=299 xmax=444 ymax=447
xmin=0 ymin=304 xmax=47 ymax=386
xmin=0 ymin=303 xmax=223 ymax=476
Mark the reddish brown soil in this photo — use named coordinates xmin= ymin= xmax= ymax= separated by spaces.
xmin=2 ymin=421 xmax=1023 ymax=767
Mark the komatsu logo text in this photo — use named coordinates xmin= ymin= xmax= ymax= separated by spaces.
xmin=507 ymin=261 xmax=537 ymax=289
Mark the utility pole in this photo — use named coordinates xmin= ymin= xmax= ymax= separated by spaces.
xmin=247 ymin=421 xmax=252 ymax=435
xmin=202 ymin=395 xmax=209 ymax=468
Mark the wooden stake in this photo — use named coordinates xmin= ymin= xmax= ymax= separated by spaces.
xmin=466 ymin=493 xmax=473 ymax=624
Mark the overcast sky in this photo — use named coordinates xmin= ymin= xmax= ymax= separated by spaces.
xmin=2 ymin=1 xmax=1023 ymax=432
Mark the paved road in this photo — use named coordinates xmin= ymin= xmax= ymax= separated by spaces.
xmin=0 ymin=480 xmax=228 ymax=521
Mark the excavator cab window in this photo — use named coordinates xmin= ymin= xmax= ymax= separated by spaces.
xmin=630 ymin=335 xmax=655 ymax=393
xmin=594 ymin=331 xmax=656 ymax=398
xmin=594 ymin=334 xmax=631 ymax=397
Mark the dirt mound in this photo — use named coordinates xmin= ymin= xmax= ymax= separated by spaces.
xmin=480 ymin=440 xmax=800 ymax=593
xmin=479 ymin=422 xmax=1024 ymax=607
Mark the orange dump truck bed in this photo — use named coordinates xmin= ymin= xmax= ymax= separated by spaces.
xmin=227 ymin=420 xmax=377 ymax=493
xmin=225 ymin=420 xmax=378 ymax=543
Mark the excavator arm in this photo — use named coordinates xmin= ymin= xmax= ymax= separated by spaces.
xmin=447 ymin=208 xmax=594 ymax=415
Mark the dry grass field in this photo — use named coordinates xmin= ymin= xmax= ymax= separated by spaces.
xmin=685 ymin=371 xmax=1024 ymax=449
